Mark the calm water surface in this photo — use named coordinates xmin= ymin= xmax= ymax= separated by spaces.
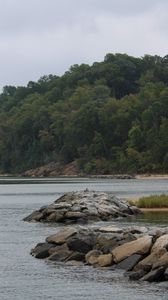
xmin=0 ymin=177 xmax=168 ymax=300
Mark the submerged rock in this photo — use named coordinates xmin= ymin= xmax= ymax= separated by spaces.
xmin=23 ymin=190 xmax=141 ymax=224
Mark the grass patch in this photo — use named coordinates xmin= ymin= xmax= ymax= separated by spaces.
xmin=135 ymin=194 xmax=168 ymax=208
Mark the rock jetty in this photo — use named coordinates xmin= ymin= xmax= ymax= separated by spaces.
xmin=31 ymin=225 xmax=168 ymax=283
xmin=23 ymin=190 xmax=140 ymax=223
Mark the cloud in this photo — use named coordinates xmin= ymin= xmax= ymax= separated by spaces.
xmin=0 ymin=0 xmax=168 ymax=88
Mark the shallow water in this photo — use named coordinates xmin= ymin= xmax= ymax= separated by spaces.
xmin=0 ymin=178 xmax=168 ymax=300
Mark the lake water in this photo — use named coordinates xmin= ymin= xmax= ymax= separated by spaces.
xmin=0 ymin=177 xmax=168 ymax=300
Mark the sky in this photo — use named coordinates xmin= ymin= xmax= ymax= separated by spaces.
xmin=0 ymin=0 xmax=168 ymax=89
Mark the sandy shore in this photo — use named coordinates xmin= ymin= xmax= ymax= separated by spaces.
xmin=135 ymin=174 xmax=168 ymax=179
xmin=140 ymin=208 xmax=168 ymax=212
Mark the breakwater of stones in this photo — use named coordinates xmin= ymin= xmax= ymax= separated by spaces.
xmin=24 ymin=190 xmax=168 ymax=283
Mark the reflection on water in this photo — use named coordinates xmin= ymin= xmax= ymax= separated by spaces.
xmin=137 ymin=211 xmax=168 ymax=225
xmin=114 ymin=211 xmax=168 ymax=228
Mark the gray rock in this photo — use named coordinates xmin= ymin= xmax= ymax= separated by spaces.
xmin=127 ymin=226 xmax=148 ymax=235
xmin=130 ymin=206 xmax=142 ymax=215
xmin=47 ymin=243 xmax=73 ymax=261
xmin=46 ymin=211 xmax=65 ymax=222
xmin=31 ymin=242 xmax=54 ymax=259
xmin=67 ymin=233 xmax=95 ymax=254
xmin=39 ymin=205 xmax=47 ymax=212
xmin=66 ymin=251 xmax=86 ymax=262
xmin=164 ymin=268 xmax=168 ymax=280
xmin=48 ymin=250 xmax=72 ymax=262
xmin=23 ymin=211 xmax=43 ymax=222
xmin=141 ymin=267 xmax=166 ymax=282
xmin=123 ymin=232 xmax=137 ymax=243
xmin=116 ymin=254 xmax=143 ymax=271
xmin=64 ymin=211 xmax=86 ymax=220
xmin=129 ymin=270 xmax=147 ymax=281
xmin=95 ymin=233 xmax=123 ymax=253
xmin=52 ymin=203 xmax=72 ymax=209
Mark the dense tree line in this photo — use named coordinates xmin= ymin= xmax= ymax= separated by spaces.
xmin=0 ymin=53 xmax=168 ymax=174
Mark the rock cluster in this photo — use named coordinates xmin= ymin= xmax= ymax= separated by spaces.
xmin=23 ymin=190 xmax=140 ymax=223
xmin=23 ymin=161 xmax=79 ymax=177
xmin=31 ymin=225 xmax=168 ymax=282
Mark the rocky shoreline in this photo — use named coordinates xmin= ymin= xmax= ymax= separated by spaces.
xmin=31 ymin=225 xmax=168 ymax=283
xmin=24 ymin=190 xmax=168 ymax=284
xmin=24 ymin=190 xmax=140 ymax=223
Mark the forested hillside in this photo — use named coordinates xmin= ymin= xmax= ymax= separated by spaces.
xmin=0 ymin=53 xmax=168 ymax=174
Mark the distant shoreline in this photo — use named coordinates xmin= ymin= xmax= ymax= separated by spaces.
xmin=0 ymin=173 xmax=168 ymax=179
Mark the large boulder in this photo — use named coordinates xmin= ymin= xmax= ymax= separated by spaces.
xmin=46 ymin=227 xmax=78 ymax=245
xmin=151 ymin=234 xmax=168 ymax=253
xmin=112 ymin=235 xmax=153 ymax=263
xmin=23 ymin=190 xmax=141 ymax=223
xmin=152 ymin=252 xmax=168 ymax=270
xmin=67 ymin=231 xmax=96 ymax=253
xmin=135 ymin=248 xmax=167 ymax=271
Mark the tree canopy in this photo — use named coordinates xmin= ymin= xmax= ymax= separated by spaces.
xmin=0 ymin=53 xmax=168 ymax=174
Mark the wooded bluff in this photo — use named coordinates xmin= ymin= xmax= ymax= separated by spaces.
xmin=0 ymin=53 xmax=168 ymax=175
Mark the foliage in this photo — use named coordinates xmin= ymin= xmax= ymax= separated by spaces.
xmin=0 ymin=53 xmax=168 ymax=174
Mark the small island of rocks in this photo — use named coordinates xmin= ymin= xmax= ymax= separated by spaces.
xmin=23 ymin=190 xmax=140 ymax=223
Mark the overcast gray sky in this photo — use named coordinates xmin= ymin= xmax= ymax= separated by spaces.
xmin=0 ymin=0 xmax=168 ymax=89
